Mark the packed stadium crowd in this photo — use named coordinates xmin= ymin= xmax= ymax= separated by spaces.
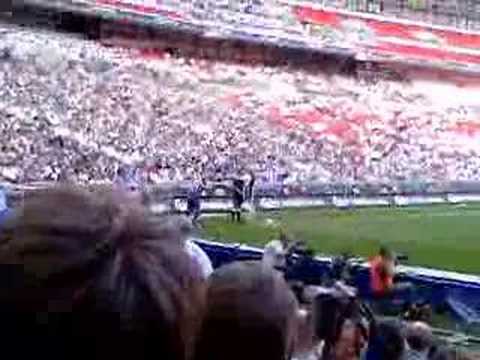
xmin=1 ymin=22 xmax=480 ymax=188
xmin=0 ymin=184 xmax=477 ymax=360
xmin=2 ymin=13 xmax=480 ymax=357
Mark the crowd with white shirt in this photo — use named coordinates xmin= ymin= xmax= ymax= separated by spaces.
xmin=1 ymin=21 xmax=480 ymax=192
xmin=3 ymin=11 xmax=480 ymax=359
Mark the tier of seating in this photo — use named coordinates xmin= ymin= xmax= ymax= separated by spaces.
xmin=1 ymin=21 xmax=479 ymax=187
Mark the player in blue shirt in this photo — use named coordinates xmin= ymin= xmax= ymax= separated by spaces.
xmin=0 ymin=186 xmax=11 ymax=229
xmin=187 ymin=178 xmax=206 ymax=226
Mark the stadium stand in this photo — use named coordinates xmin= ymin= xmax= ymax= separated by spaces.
xmin=1 ymin=17 xmax=480 ymax=189
xmin=4 ymin=0 xmax=480 ymax=340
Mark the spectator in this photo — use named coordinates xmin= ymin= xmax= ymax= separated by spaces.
xmin=262 ymin=234 xmax=289 ymax=270
xmin=332 ymin=319 xmax=368 ymax=360
xmin=403 ymin=321 xmax=433 ymax=360
xmin=167 ymin=215 xmax=214 ymax=279
xmin=364 ymin=320 xmax=405 ymax=360
xmin=294 ymin=308 xmax=323 ymax=360
xmin=194 ymin=261 xmax=299 ymax=360
xmin=0 ymin=186 xmax=205 ymax=360
xmin=3 ymin=20 xmax=479 ymax=189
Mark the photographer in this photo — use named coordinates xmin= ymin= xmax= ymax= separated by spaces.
xmin=369 ymin=247 xmax=413 ymax=300
xmin=369 ymin=247 xmax=395 ymax=295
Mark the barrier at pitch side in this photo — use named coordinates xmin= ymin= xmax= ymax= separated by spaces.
xmin=169 ymin=193 xmax=480 ymax=213
xmin=195 ymin=239 xmax=480 ymax=324
xmin=5 ymin=182 xmax=480 ymax=321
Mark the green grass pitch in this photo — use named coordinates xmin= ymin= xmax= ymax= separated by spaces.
xmin=202 ymin=204 xmax=480 ymax=274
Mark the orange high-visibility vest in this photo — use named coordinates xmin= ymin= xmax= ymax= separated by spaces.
xmin=369 ymin=255 xmax=393 ymax=295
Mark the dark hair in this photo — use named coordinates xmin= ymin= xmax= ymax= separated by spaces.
xmin=0 ymin=186 xmax=205 ymax=360
xmin=404 ymin=322 xmax=433 ymax=352
xmin=194 ymin=261 xmax=299 ymax=360
xmin=366 ymin=320 xmax=405 ymax=360
xmin=379 ymin=246 xmax=393 ymax=259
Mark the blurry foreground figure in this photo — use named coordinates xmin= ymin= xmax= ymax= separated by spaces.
xmin=332 ymin=319 xmax=368 ymax=360
xmin=364 ymin=320 xmax=405 ymax=360
xmin=0 ymin=186 xmax=205 ymax=360
xmin=294 ymin=308 xmax=323 ymax=360
xmin=262 ymin=231 xmax=301 ymax=270
xmin=167 ymin=215 xmax=213 ymax=279
xmin=403 ymin=321 xmax=433 ymax=360
xmin=262 ymin=236 xmax=288 ymax=270
xmin=194 ymin=261 xmax=299 ymax=360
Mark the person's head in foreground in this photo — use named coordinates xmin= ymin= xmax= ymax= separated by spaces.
xmin=0 ymin=186 xmax=205 ymax=360
xmin=194 ymin=261 xmax=299 ymax=360
xmin=332 ymin=319 xmax=368 ymax=360
xmin=364 ymin=319 xmax=405 ymax=360
xmin=404 ymin=321 xmax=433 ymax=358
